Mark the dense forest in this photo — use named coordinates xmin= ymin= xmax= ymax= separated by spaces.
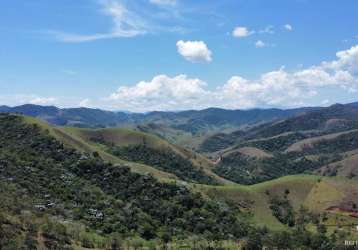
xmin=214 ymin=151 xmax=342 ymax=185
xmin=109 ymin=144 xmax=216 ymax=185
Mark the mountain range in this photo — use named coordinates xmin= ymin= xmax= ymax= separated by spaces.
xmin=1 ymin=102 xmax=358 ymax=249
xmin=0 ymin=103 xmax=317 ymax=130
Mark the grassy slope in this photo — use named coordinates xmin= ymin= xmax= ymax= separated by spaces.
xmin=22 ymin=116 xmax=177 ymax=180
xmin=219 ymin=146 xmax=273 ymax=160
xmin=61 ymin=126 xmax=233 ymax=185
xmin=22 ymin=116 xmax=231 ymax=185
xmin=317 ymin=153 xmax=358 ymax=177
xmin=285 ymin=129 xmax=358 ymax=152
xmin=197 ymin=175 xmax=358 ymax=230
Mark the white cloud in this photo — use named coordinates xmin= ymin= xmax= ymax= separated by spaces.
xmin=323 ymin=45 xmax=358 ymax=75
xmin=79 ymin=98 xmax=91 ymax=107
xmin=4 ymin=46 xmax=358 ymax=112
xmin=29 ymin=97 xmax=57 ymax=105
xmin=106 ymin=45 xmax=358 ymax=111
xmin=108 ymin=74 xmax=212 ymax=111
xmin=0 ymin=95 xmax=87 ymax=108
xmin=259 ymin=25 xmax=274 ymax=34
xmin=149 ymin=0 xmax=176 ymax=6
xmin=0 ymin=95 xmax=57 ymax=106
xmin=284 ymin=24 xmax=293 ymax=31
xmin=321 ymin=99 xmax=330 ymax=105
xmin=255 ymin=40 xmax=266 ymax=48
xmin=232 ymin=26 xmax=252 ymax=38
xmin=48 ymin=0 xmax=185 ymax=42
xmin=49 ymin=1 xmax=147 ymax=42
xmin=176 ymin=40 xmax=212 ymax=63
xmin=232 ymin=25 xmax=274 ymax=38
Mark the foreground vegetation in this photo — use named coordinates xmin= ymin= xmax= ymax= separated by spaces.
xmin=1 ymin=114 xmax=357 ymax=249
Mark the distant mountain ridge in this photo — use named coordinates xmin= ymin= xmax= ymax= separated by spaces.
xmin=0 ymin=104 xmax=319 ymax=132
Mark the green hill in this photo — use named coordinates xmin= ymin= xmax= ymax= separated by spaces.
xmin=199 ymin=103 xmax=358 ymax=154
xmin=19 ymin=116 xmax=229 ymax=185
xmin=193 ymin=104 xmax=358 ymax=185
xmin=0 ymin=114 xmax=250 ymax=249
xmin=0 ymin=114 xmax=356 ymax=249
xmin=199 ymin=175 xmax=358 ymax=231
xmin=212 ymin=130 xmax=358 ymax=184
xmin=59 ymin=126 xmax=231 ymax=185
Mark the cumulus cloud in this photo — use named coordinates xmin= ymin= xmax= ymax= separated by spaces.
xmin=4 ymin=46 xmax=357 ymax=111
xmin=108 ymin=74 xmax=212 ymax=111
xmin=149 ymin=0 xmax=176 ymax=6
xmin=232 ymin=26 xmax=252 ymax=38
xmin=106 ymin=45 xmax=358 ymax=111
xmin=284 ymin=24 xmax=293 ymax=31
xmin=176 ymin=40 xmax=212 ymax=63
xmin=255 ymin=40 xmax=266 ymax=48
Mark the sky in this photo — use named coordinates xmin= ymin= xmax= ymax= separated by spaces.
xmin=1 ymin=0 xmax=358 ymax=111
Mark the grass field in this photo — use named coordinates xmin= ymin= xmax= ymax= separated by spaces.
xmin=197 ymin=175 xmax=358 ymax=231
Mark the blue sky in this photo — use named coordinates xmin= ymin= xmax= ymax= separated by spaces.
xmin=1 ymin=0 xmax=358 ymax=111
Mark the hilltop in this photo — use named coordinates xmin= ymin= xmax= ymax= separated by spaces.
xmin=197 ymin=103 xmax=358 ymax=185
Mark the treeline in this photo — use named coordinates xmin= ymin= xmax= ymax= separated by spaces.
xmin=214 ymin=151 xmax=341 ymax=185
xmin=301 ymin=131 xmax=358 ymax=155
xmin=109 ymin=144 xmax=216 ymax=185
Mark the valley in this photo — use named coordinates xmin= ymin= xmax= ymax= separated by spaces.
xmin=1 ymin=103 xmax=358 ymax=249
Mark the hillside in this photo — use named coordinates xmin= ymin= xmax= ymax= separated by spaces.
xmin=200 ymin=175 xmax=358 ymax=231
xmin=0 ymin=114 xmax=255 ymax=249
xmin=199 ymin=103 xmax=358 ymax=153
xmin=190 ymin=104 xmax=358 ymax=185
xmin=59 ymin=126 xmax=230 ymax=185
xmin=1 ymin=114 xmax=357 ymax=249
xmin=212 ymin=130 xmax=358 ymax=184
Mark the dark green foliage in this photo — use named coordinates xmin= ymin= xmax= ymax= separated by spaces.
xmin=242 ymin=132 xmax=312 ymax=152
xmin=214 ymin=144 xmax=344 ymax=184
xmin=302 ymin=131 xmax=358 ymax=155
xmin=250 ymin=104 xmax=358 ymax=138
xmin=213 ymin=152 xmax=264 ymax=185
xmin=109 ymin=144 xmax=217 ymax=185
xmin=0 ymin=114 xmax=245 ymax=247
xmin=213 ymin=151 xmax=326 ymax=184
xmin=269 ymin=196 xmax=295 ymax=227
xmin=201 ymin=104 xmax=358 ymax=154
xmin=199 ymin=131 xmax=245 ymax=153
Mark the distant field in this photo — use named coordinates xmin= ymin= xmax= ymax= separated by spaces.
xmin=197 ymin=175 xmax=358 ymax=230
